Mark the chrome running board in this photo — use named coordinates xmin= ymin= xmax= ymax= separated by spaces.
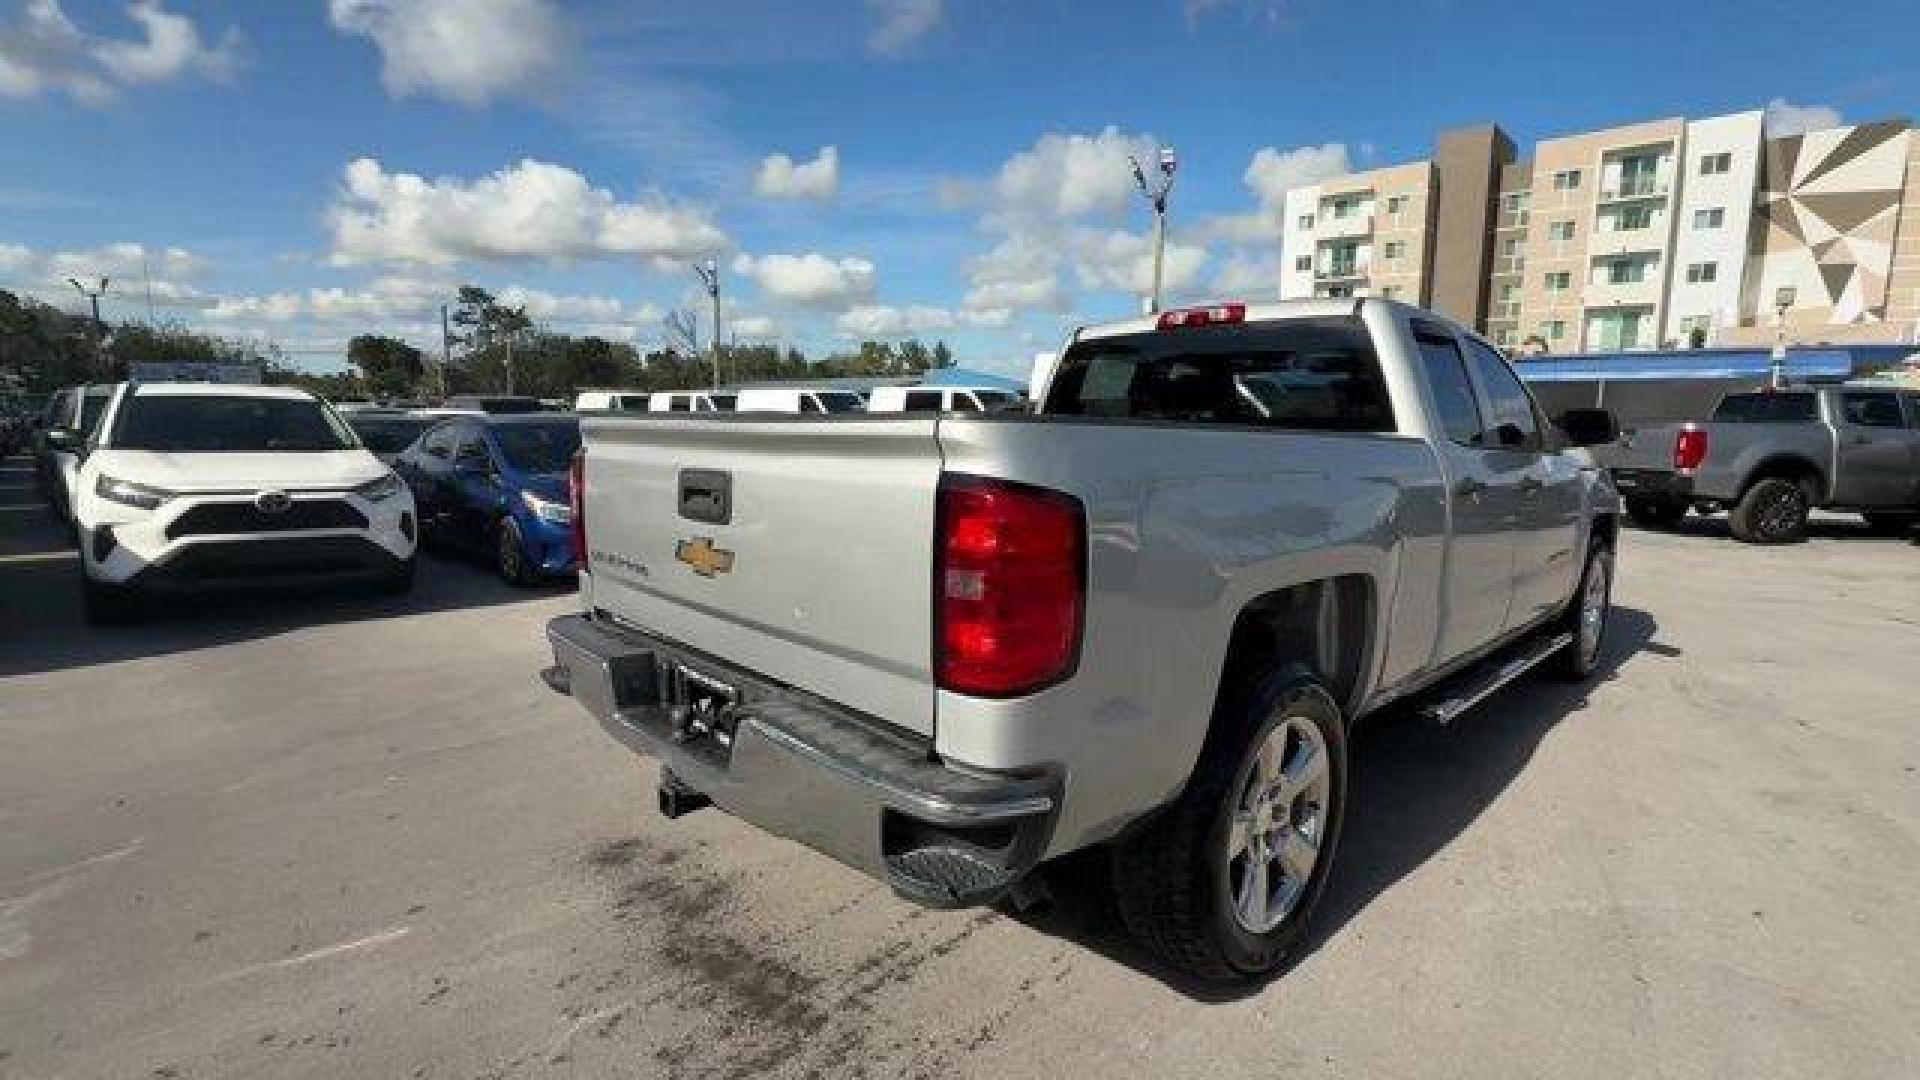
xmin=1419 ymin=632 xmax=1573 ymax=726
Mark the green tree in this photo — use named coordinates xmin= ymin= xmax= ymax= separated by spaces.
xmin=347 ymin=334 xmax=424 ymax=399
xmin=931 ymin=340 xmax=954 ymax=369
xmin=897 ymin=339 xmax=932 ymax=373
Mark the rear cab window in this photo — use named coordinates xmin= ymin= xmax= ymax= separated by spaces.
xmin=1713 ymin=393 xmax=1817 ymax=424
xmin=1044 ymin=315 xmax=1394 ymax=432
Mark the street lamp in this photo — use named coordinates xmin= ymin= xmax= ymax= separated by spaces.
xmin=692 ymin=259 xmax=721 ymax=391
xmin=68 ymin=276 xmax=109 ymax=378
xmin=1770 ymin=286 xmax=1796 ymax=389
xmin=1129 ymin=145 xmax=1178 ymax=313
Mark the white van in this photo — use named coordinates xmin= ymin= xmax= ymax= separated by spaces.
xmin=647 ymin=392 xmax=737 ymax=413
xmin=574 ymin=390 xmax=651 ymax=412
xmin=864 ymin=385 xmax=1022 ymax=414
xmin=730 ymin=387 xmax=865 ymax=414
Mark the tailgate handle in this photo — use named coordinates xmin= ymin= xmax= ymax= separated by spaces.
xmin=678 ymin=469 xmax=732 ymax=525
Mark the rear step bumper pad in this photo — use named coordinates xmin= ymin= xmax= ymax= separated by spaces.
xmin=542 ymin=613 xmax=1060 ymax=908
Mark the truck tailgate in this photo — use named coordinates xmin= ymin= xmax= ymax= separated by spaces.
xmin=579 ymin=415 xmax=943 ymax=738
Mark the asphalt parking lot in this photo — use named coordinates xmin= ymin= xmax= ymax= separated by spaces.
xmin=4 ymin=460 xmax=1919 ymax=1080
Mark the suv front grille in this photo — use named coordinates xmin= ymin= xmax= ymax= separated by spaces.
xmin=166 ymin=499 xmax=368 ymax=540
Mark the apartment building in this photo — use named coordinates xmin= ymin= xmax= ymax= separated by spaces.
xmin=1276 ymin=107 xmax=1920 ymax=352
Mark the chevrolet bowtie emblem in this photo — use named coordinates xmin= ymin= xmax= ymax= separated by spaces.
xmin=675 ymin=536 xmax=735 ymax=578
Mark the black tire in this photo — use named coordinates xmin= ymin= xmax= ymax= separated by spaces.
xmin=377 ymin=554 xmax=417 ymax=596
xmin=1625 ymin=497 xmax=1686 ymax=529
xmin=82 ymin=577 xmax=139 ymax=626
xmin=1111 ymin=664 xmax=1348 ymax=983
xmin=1727 ymin=477 xmax=1810 ymax=544
xmin=1860 ymin=512 xmax=1917 ymax=535
xmin=495 ymin=518 xmax=536 ymax=587
xmin=1549 ymin=539 xmax=1613 ymax=681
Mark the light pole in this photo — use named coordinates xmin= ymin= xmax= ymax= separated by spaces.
xmin=68 ymin=276 xmax=109 ymax=378
xmin=692 ymin=259 xmax=722 ymax=391
xmin=1129 ymin=146 xmax=1178 ymax=313
xmin=1770 ymin=286 xmax=1796 ymax=389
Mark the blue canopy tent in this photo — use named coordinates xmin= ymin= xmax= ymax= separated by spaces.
xmin=1516 ymin=345 xmax=1910 ymax=426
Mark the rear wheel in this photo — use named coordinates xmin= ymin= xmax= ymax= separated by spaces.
xmin=1728 ymin=477 xmax=1810 ymax=544
xmin=1111 ymin=665 xmax=1347 ymax=982
xmin=495 ymin=518 xmax=537 ymax=587
xmin=1549 ymin=540 xmax=1613 ymax=681
xmin=1860 ymin=511 xmax=1917 ymax=535
xmin=1625 ymin=496 xmax=1686 ymax=529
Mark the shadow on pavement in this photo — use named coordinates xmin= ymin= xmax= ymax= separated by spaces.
xmin=0 ymin=472 xmax=573 ymax=680
xmin=1629 ymin=512 xmax=1914 ymax=544
xmin=1013 ymin=606 xmax=1665 ymax=1002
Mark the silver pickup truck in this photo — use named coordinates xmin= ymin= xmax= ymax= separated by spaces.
xmin=541 ymin=299 xmax=1621 ymax=981
xmin=1607 ymin=386 xmax=1920 ymax=542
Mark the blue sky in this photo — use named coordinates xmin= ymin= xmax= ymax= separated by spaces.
xmin=2 ymin=0 xmax=1914 ymax=375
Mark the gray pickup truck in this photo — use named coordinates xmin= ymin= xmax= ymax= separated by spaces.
xmin=1607 ymin=386 xmax=1920 ymax=542
xmin=541 ymin=299 xmax=1621 ymax=981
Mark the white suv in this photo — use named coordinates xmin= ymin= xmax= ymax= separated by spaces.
xmin=74 ymin=382 xmax=418 ymax=623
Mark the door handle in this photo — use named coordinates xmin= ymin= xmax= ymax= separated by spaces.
xmin=1453 ymin=478 xmax=1486 ymax=499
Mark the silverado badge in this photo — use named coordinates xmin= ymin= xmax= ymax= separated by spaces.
xmin=675 ymin=537 xmax=735 ymax=578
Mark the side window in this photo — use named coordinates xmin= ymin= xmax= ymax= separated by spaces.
xmin=1464 ymin=339 xmax=1542 ymax=450
xmin=1841 ymin=391 xmax=1904 ymax=429
xmin=1905 ymin=395 xmax=1920 ymax=430
xmin=1415 ymin=334 xmax=1484 ymax=446
xmin=951 ymin=393 xmax=981 ymax=412
xmin=43 ymin=391 xmax=71 ymax=428
xmin=903 ymin=390 xmax=944 ymax=413
xmin=801 ymin=395 xmax=823 ymax=413
xmin=668 ymin=397 xmax=691 ymax=412
xmin=422 ymin=424 xmax=458 ymax=459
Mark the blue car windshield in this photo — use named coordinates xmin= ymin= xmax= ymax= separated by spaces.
xmin=492 ymin=421 xmax=580 ymax=473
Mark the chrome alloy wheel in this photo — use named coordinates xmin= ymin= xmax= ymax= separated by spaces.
xmin=1578 ymin=547 xmax=1612 ymax=668
xmin=1227 ymin=716 xmax=1331 ymax=934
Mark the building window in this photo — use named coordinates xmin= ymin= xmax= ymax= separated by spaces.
xmin=1551 ymin=169 xmax=1582 ymax=191
xmin=1386 ymin=195 xmax=1406 ymax=216
xmin=1298 ymin=214 xmax=1315 ymax=230
xmin=1294 ymin=254 xmax=1312 ymax=272
xmin=1686 ymin=262 xmax=1718 ymax=283
xmin=1499 ymin=282 xmax=1519 ymax=302
xmin=1503 ymin=191 xmax=1530 ymax=213
xmin=1323 ymin=284 xmax=1354 ymax=298
xmin=1544 ymin=271 xmax=1572 ymax=291
xmin=1383 ymin=241 xmax=1404 ymax=260
xmin=1377 ymin=286 xmax=1397 ymax=300
xmin=1693 ymin=206 xmax=1725 ymax=229
xmin=1699 ymin=152 xmax=1732 ymax=175
xmin=1616 ymin=205 xmax=1653 ymax=230
xmin=1501 ymin=237 xmax=1523 ymax=256
xmin=1543 ymin=320 xmax=1567 ymax=341
xmin=1493 ymin=326 xmax=1515 ymax=347
xmin=1547 ymin=220 xmax=1576 ymax=242
xmin=1605 ymin=258 xmax=1651 ymax=284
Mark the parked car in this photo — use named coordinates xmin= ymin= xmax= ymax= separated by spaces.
xmin=71 ymin=382 xmax=417 ymax=623
xmin=394 ymin=414 xmax=581 ymax=585
xmin=865 ymin=385 xmax=1023 ymax=413
xmin=1605 ymin=385 xmax=1920 ymax=541
xmin=346 ymin=411 xmax=435 ymax=465
xmin=575 ymin=390 xmax=651 ymax=413
xmin=444 ymin=394 xmax=543 ymax=415
xmin=30 ymin=384 xmax=115 ymax=521
xmin=731 ymin=386 xmax=864 ymax=413
xmin=541 ymin=298 xmax=1622 ymax=982
xmin=647 ymin=391 xmax=737 ymax=413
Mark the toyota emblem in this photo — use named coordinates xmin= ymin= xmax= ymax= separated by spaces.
xmin=255 ymin=489 xmax=292 ymax=515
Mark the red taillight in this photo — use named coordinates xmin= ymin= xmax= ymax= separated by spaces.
xmin=568 ymin=450 xmax=586 ymax=565
xmin=935 ymin=475 xmax=1085 ymax=698
xmin=1156 ymin=303 xmax=1246 ymax=331
xmin=1673 ymin=427 xmax=1709 ymax=473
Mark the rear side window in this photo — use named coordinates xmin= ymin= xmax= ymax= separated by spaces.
xmin=1713 ymin=394 xmax=1816 ymax=424
xmin=1840 ymin=391 xmax=1904 ymax=429
xmin=903 ymin=390 xmax=944 ymax=413
xmin=1045 ymin=316 xmax=1393 ymax=431
xmin=1464 ymin=339 xmax=1541 ymax=450
xmin=668 ymin=397 xmax=691 ymax=412
xmin=1415 ymin=334 xmax=1483 ymax=446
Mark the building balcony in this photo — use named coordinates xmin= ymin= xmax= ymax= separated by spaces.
xmin=1583 ymin=277 xmax=1661 ymax=309
xmin=1314 ymin=263 xmax=1369 ymax=283
xmin=1596 ymin=179 xmax=1670 ymax=203
xmin=1589 ymin=228 xmax=1666 ymax=255
xmin=1316 ymin=215 xmax=1374 ymax=240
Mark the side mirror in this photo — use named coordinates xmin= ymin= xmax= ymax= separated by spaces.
xmin=1559 ymin=408 xmax=1619 ymax=447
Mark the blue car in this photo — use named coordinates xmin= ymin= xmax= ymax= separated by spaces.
xmin=393 ymin=414 xmax=579 ymax=585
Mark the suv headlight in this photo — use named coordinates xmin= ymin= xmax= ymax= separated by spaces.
xmin=95 ymin=474 xmax=174 ymax=510
xmin=354 ymin=472 xmax=406 ymax=503
xmin=520 ymin=490 xmax=572 ymax=524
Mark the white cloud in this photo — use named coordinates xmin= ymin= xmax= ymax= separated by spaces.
xmin=1184 ymin=0 xmax=1289 ymax=24
xmin=1069 ymin=229 xmax=1208 ymax=297
xmin=836 ymin=303 xmax=954 ymax=338
xmin=754 ymin=146 xmax=839 ymax=202
xmin=731 ymin=252 xmax=876 ymax=309
xmin=1210 ymin=250 xmax=1279 ymax=297
xmin=867 ymin=0 xmax=941 ymax=56
xmin=1244 ymin=142 xmax=1352 ymax=207
xmin=729 ymin=315 xmax=781 ymax=339
xmin=963 ymin=233 xmax=1066 ymax=312
xmin=0 ymin=241 xmax=216 ymax=309
xmin=207 ymin=275 xmax=663 ymax=330
xmin=327 ymin=157 xmax=729 ymax=268
xmin=993 ymin=126 xmax=1159 ymax=223
xmin=0 ymin=0 xmax=244 ymax=105
xmin=327 ymin=0 xmax=566 ymax=106
xmin=1763 ymin=98 xmax=1843 ymax=138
